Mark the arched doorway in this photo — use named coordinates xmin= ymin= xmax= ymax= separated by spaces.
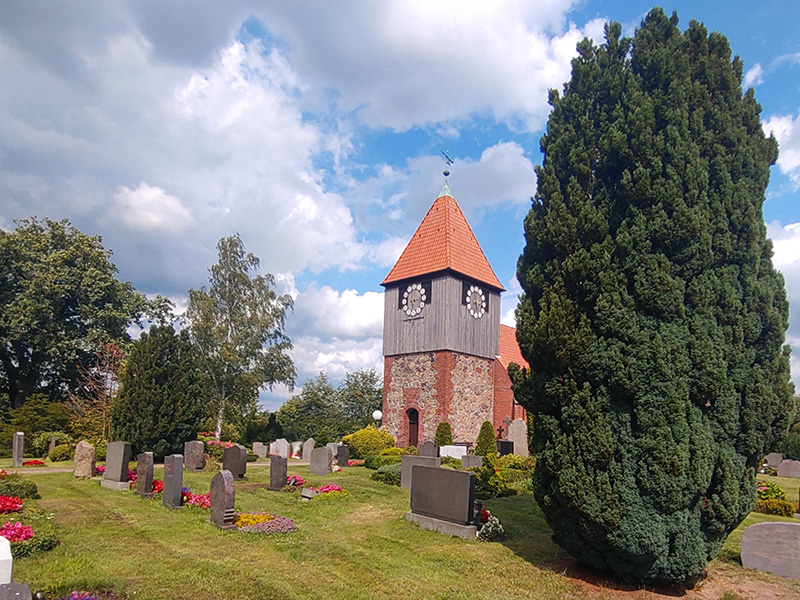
xmin=406 ymin=408 xmax=419 ymax=447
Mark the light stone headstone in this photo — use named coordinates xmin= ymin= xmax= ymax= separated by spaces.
xmin=73 ymin=440 xmax=96 ymax=478
xmin=439 ymin=445 xmax=467 ymax=459
xmin=302 ymin=438 xmax=315 ymax=459
xmin=0 ymin=537 xmax=10 ymax=584
xmin=291 ymin=441 xmax=302 ymax=456
xmin=183 ymin=441 xmax=205 ymax=471
xmin=777 ymin=459 xmax=800 ymax=478
xmin=252 ymin=442 xmax=268 ymax=458
xmin=742 ymin=521 xmax=800 ymax=579
xmin=223 ymin=444 xmax=246 ymax=479
xmin=507 ymin=418 xmax=529 ymax=458
xmin=101 ymin=441 xmax=132 ymax=491
xmin=163 ymin=454 xmax=183 ymax=509
xmin=47 ymin=437 xmax=57 ymax=458
xmin=269 ymin=455 xmax=288 ymax=491
xmin=461 ymin=455 xmax=483 ymax=469
xmin=210 ymin=470 xmax=236 ymax=529
xmin=326 ymin=442 xmax=339 ymax=458
xmin=269 ymin=441 xmax=278 ymax=455
xmin=765 ymin=452 xmax=784 ymax=468
xmin=11 ymin=433 xmax=23 ymax=468
xmin=309 ymin=447 xmax=333 ymax=475
xmin=419 ymin=441 xmax=439 ymax=457
xmin=300 ymin=487 xmax=317 ymax=501
xmin=400 ymin=455 xmax=441 ymax=489
xmin=336 ymin=445 xmax=350 ymax=466
xmin=136 ymin=452 xmax=154 ymax=498
xmin=275 ymin=438 xmax=290 ymax=459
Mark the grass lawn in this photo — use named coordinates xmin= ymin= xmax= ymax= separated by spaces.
xmin=6 ymin=464 xmax=800 ymax=600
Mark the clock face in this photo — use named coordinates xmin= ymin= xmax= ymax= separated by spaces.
xmin=402 ymin=282 xmax=426 ymax=316
xmin=465 ymin=285 xmax=486 ymax=319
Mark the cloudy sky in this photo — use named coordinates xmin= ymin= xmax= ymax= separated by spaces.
xmin=1 ymin=1 xmax=798 ymax=410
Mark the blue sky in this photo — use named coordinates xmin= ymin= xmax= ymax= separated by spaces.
xmin=0 ymin=2 xmax=798 ymax=410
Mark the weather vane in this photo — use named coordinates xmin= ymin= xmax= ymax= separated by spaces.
xmin=441 ymin=151 xmax=453 ymax=178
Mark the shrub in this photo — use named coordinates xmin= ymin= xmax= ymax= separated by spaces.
xmin=31 ymin=431 xmax=71 ymax=458
xmin=364 ymin=454 xmax=401 ymax=470
xmin=439 ymin=456 xmax=462 ymax=469
xmin=10 ymin=528 xmax=59 ymax=558
xmin=754 ymin=499 xmax=795 ymax=517
xmin=757 ymin=480 xmax=787 ymax=501
xmin=371 ymin=463 xmax=402 ymax=486
xmin=246 ymin=452 xmax=258 ymax=463
xmin=403 ymin=446 xmax=418 ymax=455
xmin=434 ymin=422 xmax=453 ymax=446
xmin=0 ymin=479 xmax=39 ymax=499
xmin=379 ymin=447 xmax=403 ymax=456
xmin=499 ymin=468 xmax=531 ymax=484
xmin=780 ymin=431 xmax=800 ymax=461
xmin=497 ymin=454 xmax=526 ymax=470
xmin=474 ymin=455 xmax=514 ymax=499
xmin=474 ymin=421 xmax=497 ymax=458
xmin=49 ymin=444 xmax=73 ymax=462
xmin=341 ymin=425 xmax=394 ymax=459
xmin=94 ymin=440 xmax=107 ymax=462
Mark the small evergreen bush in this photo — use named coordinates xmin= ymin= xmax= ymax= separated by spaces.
xmin=754 ymin=499 xmax=795 ymax=517
xmin=474 ymin=455 xmax=514 ymax=499
xmin=0 ymin=478 xmax=39 ymax=499
xmin=434 ymin=422 xmax=453 ymax=447
xmin=49 ymin=444 xmax=72 ymax=462
xmin=32 ymin=431 xmax=71 ymax=458
xmin=370 ymin=463 xmax=402 ymax=486
xmin=341 ymin=425 xmax=394 ymax=459
xmin=439 ymin=456 xmax=462 ymax=469
xmin=499 ymin=468 xmax=531 ymax=484
xmin=379 ymin=447 xmax=403 ymax=456
xmin=364 ymin=454 xmax=401 ymax=470
xmin=757 ymin=480 xmax=787 ymax=501
xmin=474 ymin=421 xmax=497 ymax=457
xmin=497 ymin=454 xmax=526 ymax=470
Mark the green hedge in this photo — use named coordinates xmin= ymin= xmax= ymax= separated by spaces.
xmin=370 ymin=463 xmax=401 ymax=486
xmin=364 ymin=454 xmax=401 ymax=470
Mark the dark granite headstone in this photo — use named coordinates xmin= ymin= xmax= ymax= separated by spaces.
xmin=336 ymin=444 xmax=350 ymax=466
xmin=163 ymin=454 xmax=183 ymax=509
xmin=765 ymin=452 xmax=784 ymax=468
xmin=101 ymin=441 xmax=132 ymax=490
xmin=73 ymin=440 xmax=96 ymax=478
xmin=11 ymin=433 xmax=23 ymax=468
xmin=400 ymin=455 xmax=441 ymax=489
xmin=223 ymin=444 xmax=247 ymax=479
xmin=210 ymin=469 xmax=236 ymax=529
xmin=269 ymin=455 xmax=288 ymax=491
xmin=419 ymin=441 xmax=439 ymax=457
xmin=741 ymin=521 xmax=800 ymax=579
xmin=302 ymin=438 xmax=315 ymax=459
xmin=461 ymin=455 xmax=483 ymax=469
xmin=777 ymin=459 xmax=800 ymax=478
xmin=497 ymin=440 xmax=514 ymax=456
xmin=183 ymin=441 xmax=205 ymax=471
xmin=309 ymin=447 xmax=332 ymax=475
xmin=409 ymin=465 xmax=475 ymax=525
xmin=136 ymin=452 xmax=154 ymax=498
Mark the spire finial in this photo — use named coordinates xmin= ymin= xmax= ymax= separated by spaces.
xmin=441 ymin=151 xmax=453 ymax=179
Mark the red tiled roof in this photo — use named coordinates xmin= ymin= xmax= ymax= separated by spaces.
xmin=497 ymin=324 xmax=529 ymax=371
xmin=381 ymin=192 xmax=504 ymax=290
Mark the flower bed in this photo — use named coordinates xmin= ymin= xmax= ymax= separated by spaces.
xmin=234 ymin=513 xmax=296 ymax=535
xmin=286 ymin=475 xmax=305 ymax=488
xmin=181 ymin=487 xmax=210 ymax=509
xmin=22 ymin=460 xmax=45 ymax=467
xmin=0 ymin=521 xmax=33 ymax=542
xmin=0 ymin=495 xmax=23 ymax=514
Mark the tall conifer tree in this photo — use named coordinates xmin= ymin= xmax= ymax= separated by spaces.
xmin=513 ymin=9 xmax=793 ymax=583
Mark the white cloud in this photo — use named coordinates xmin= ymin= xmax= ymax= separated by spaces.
xmin=291 ymin=336 xmax=384 ymax=382
xmin=291 ymin=285 xmax=383 ymax=341
xmin=500 ymin=275 xmax=524 ymax=327
xmin=768 ymin=221 xmax=800 ymax=390
xmin=763 ymin=112 xmax=800 ymax=187
xmin=744 ymin=63 xmax=764 ymax=88
xmin=111 ymin=182 xmax=194 ymax=232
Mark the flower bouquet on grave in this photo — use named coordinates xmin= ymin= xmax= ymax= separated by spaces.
xmin=152 ymin=479 xmax=164 ymax=493
xmin=284 ymin=475 xmax=305 ymax=491
xmin=181 ymin=487 xmax=211 ymax=509
xmin=477 ymin=509 xmax=505 ymax=541
xmin=95 ymin=465 xmax=106 ymax=475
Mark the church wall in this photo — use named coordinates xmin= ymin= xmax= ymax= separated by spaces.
xmin=492 ymin=360 xmax=527 ymax=437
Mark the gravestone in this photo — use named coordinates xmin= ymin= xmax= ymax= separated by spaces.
xmin=777 ymin=459 xmax=800 ymax=478
xmin=136 ymin=452 xmax=154 ymax=498
xmin=302 ymin=438 xmax=315 ymax=459
xmin=507 ymin=418 xmax=529 ymax=458
xmin=326 ymin=442 xmax=339 ymax=458
xmin=336 ymin=445 xmax=350 ymax=466
xmin=741 ymin=521 xmax=800 ymax=579
xmin=183 ymin=441 xmax=205 ymax=471
xmin=461 ymin=455 xmax=483 ymax=469
xmin=252 ymin=442 xmax=268 ymax=458
xmin=406 ymin=465 xmax=477 ymax=539
xmin=0 ymin=583 xmax=31 ymax=600
xmin=419 ymin=441 xmax=439 ymax=457
xmin=765 ymin=452 xmax=784 ymax=468
xmin=11 ymin=433 xmax=23 ymax=468
xmin=291 ymin=441 xmax=302 ymax=456
xmin=210 ymin=470 xmax=236 ymax=529
xmin=269 ymin=455 xmax=288 ymax=492
xmin=47 ymin=436 xmax=57 ymax=458
xmin=269 ymin=441 xmax=278 ymax=455
xmin=301 ymin=487 xmax=317 ymax=501
xmin=223 ymin=444 xmax=247 ymax=479
xmin=0 ymin=536 xmax=10 ymax=584
xmin=163 ymin=454 xmax=183 ymax=509
xmin=73 ymin=440 xmax=96 ymax=478
xmin=497 ymin=440 xmax=514 ymax=456
xmin=275 ymin=438 xmax=291 ymax=459
xmin=400 ymin=455 xmax=441 ymax=489
xmin=101 ymin=441 xmax=132 ymax=491
xmin=439 ymin=445 xmax=467 ymax=459
xmin=309 ymin=447 xmax=333 ymax=475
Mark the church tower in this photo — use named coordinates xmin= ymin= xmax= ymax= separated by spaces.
xmin=381 ymin=181 xmax=506 ymax=447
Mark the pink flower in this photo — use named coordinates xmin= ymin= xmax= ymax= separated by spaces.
xmin=0 ymin=521 xmax=34 ymax=543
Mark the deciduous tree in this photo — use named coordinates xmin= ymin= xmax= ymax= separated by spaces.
xmin=513 ymin=9 xmax=794 ymax=583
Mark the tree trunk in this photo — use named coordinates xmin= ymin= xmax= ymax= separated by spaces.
xmin=214 ymin=402 xmax=224 ymax=441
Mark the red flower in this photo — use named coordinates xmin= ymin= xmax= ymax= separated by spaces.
xmin=23 ymin=460 xmax=45 ymax=467
xmin=152 ymin=479 xmax=164 ymax=493
xmin=0 ymin=496 xmax=22 ymax=513
xmin=481 ymin=508 xmax=490 ymax=524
